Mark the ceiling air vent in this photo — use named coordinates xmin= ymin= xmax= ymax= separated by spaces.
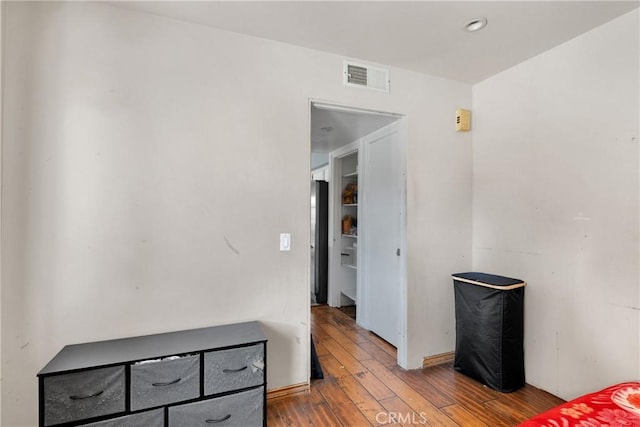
xmin=343 ymin=60 xmax=390 ymax=93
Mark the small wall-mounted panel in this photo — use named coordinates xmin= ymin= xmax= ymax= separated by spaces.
xmin=456 ymin=109 xmax=471 ymax=132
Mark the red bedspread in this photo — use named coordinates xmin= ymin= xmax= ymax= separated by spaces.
xmin=520 ymin=382 xmax=640 ymax=427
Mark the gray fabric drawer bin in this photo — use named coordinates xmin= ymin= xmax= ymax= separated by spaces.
xmin=168 ymin=387 xmax=263 ymax=427
xmin=81 ymin=408 xmax=163 ymax=427
xmin=130 ymin=354 xmax=200 ymax=411
xmin=43 ymin=366 xmax=125 ymax=426
xmin=204 ymin=344 xmax=264 ymax=395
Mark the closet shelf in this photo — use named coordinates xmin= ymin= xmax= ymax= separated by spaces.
xmin=341 ymin=288 xmax=357 ymax=302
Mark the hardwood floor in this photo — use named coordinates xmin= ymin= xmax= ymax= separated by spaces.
xmin=267 ymin=305 xmax=564 ymax=426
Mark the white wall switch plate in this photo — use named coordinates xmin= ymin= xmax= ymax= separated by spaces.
xmin=280 ymin=233 xmax=291 ymax=251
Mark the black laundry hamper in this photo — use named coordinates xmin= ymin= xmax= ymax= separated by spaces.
xmin=452 ymin=272 xmax=526 ymax=393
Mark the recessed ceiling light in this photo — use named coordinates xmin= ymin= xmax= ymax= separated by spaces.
xmin=464 ymin=17 xmax=488 ymax=32
xmin=320 ymin=126 xmax=334 ymax=133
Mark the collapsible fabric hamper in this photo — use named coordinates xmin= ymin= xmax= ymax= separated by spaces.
xmin=452 ymin=272 xmax=526 ymax=393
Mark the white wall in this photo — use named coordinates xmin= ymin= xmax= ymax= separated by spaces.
xmin=472 ymin=10 xmax=639 ymax=400
xmin=0 ymin=2 xmax=4 ymax=422
xmin=405 ymin=78 xmax=472 ymax=364
xmin=1 ymin=2 xmax=472 ymax=425
xmin=311 ymin=152 xmax=329 ymax=170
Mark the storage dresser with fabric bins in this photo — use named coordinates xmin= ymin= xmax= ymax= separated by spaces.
xmin=37 ymin=321 xmax=267 ymax=427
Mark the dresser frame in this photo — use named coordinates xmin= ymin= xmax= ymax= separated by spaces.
xmin=37 ymin=321 xmax=267 ymax=427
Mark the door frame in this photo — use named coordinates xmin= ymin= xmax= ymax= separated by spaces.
xmin=327 ymin=141 xmax=363 ymax=313
xmin=309 ymin=99 xmax=408 ymax=368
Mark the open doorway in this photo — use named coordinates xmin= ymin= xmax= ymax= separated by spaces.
xmin=309 ymin=100 xmax=408 ymax=367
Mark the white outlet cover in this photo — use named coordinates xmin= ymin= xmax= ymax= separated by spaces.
xmin=280 ymin=233 xmax=291 ymax=251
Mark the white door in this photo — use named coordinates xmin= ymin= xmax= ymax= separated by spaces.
xmin=363 ymin=124 xmax=403 ymax=347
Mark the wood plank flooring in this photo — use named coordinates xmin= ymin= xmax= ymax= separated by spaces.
xmin=267 ymin=305 xmax=564 ymax=426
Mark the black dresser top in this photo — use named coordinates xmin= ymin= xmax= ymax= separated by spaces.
xmin=38 ymin=321 xmax=266 ymax=376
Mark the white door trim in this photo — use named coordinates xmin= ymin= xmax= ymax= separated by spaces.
xmin=327 ymin=141 xmax=360 ymax=309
